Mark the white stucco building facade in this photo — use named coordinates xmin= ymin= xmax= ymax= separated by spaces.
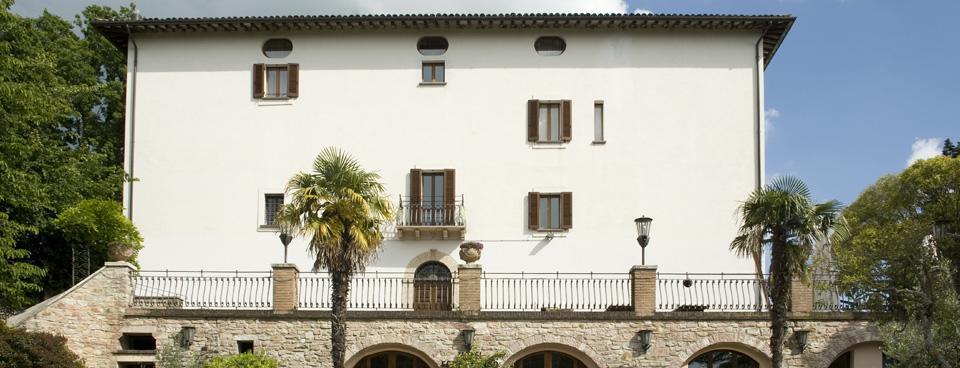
xmin=97 ymin=14 xmax=790 ymax=274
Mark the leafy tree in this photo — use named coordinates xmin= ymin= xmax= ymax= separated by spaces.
xmin=944 ymin=139 xmax=959 ymax=158
xmin=0 ymin=324 xmax=85 ymax=367
xmin=833 ymin=156 xmax=960 ymax=367
xmin=730 ymin=176 xmax=845 ymax=368
xmin=202 ymin=353 xmax=279 ymax=368
xmin=448 ymin=347 xmax=505 ymax=368
xmin=0 ymin=2 xmax=133 ymax=311
xmin=277 ymin=148 xmax=393 ymax=368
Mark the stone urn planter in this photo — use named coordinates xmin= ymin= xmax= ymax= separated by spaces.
xmin=458 ymin=241 xmax=483 ymax=264
xmin=108 ymin=242 xmax=137 ymax=262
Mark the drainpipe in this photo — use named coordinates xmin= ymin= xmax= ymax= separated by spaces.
xmin=753 ymin=33 xmax=764 ymax=191
xmin=125 ymin=26 xmax=139 ymax=220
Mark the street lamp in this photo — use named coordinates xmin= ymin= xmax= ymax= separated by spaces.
xmin=636 ymin=329 xmax=653 ymax=353
xmin=461 ymin=327 xmax=476 ymax=352
xmin=278 ymin=221 xmax=294 ymax=263
xmin=635 ymin=216 xmax=653 ymax=265
xmin=794 ymin=329 xmax=810 ymax=353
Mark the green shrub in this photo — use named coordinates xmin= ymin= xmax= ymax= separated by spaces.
xmin=0 ymin=325 xmax=84 ymax=368
xmin=202 ymin=352 xmax=278 ymax=368
xmin=448 ymin=347 xmax=504 ymax=368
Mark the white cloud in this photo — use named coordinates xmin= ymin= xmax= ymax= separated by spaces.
xmin=764 ymin=108 xmax=780 ymax=135
xmin=14 ymin=0 xmax=629 ymax=19
xmin=906 ymin=137 xmax=942 ymax=167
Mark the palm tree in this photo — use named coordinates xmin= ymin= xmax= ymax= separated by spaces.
xmin=731 ymin=176 xmax=846 ymax=368
xmin=277 ymin=148 xmax=393 ymax=368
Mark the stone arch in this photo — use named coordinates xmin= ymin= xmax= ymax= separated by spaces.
xmin=674 ymin=333 xmax=772 ymax=368
xmin=502 ymin=338 xmax=604 ymax=368
xmin=345 ymin=340 xmax=441 ymax=368
xmin=405 ymin=249 xmax=459 ymax=274
xmin=812 ymin=327 xmax=883 ymax=367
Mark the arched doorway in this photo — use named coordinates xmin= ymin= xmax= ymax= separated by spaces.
xmin=514 ymin=351 xmax=588 ymax=368
xmin=413 ymin=261 xmax=452 ymax=310
xmin=688 ymin=350 xmax=760 ymax=368
xmin=353 ymin=351 xmax=431 ymax=368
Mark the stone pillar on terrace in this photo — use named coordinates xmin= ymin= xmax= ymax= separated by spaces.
xmin=272 ymin=263 xmax=299 ymax=313
xmin=791 ymin=277 xmax=814 ymax=313
xmin=631 ymin=265 xmax=657 ymax=316
xmin=458 ymin=264 xmax=482 ymax=313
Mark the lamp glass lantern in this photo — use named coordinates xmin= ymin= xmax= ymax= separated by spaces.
xmin=461 ymin=328 xmax=476 ymax=352
xmin=179 ymin=326 xmax=196 ymax=348
xmin=278 ymin=220 xmax=294 ymax=263
xmin=634 ymin=216 xmax=653 ymax=265
xmin=637 ymin=329 xmax=653 ymax=353
xmin=794 ymin=329 xmax=810 ymax=353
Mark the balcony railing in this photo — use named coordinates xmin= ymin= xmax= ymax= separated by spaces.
xmin=396 ymin=195 xmax=465 ymax=227
xmin=131 ymin=271 xmax=273 ymax=309
xmin=481 ymin=273 xmax=632 ymax=311
xmin=298 ymin=272 xmax=458 ymax=311
xmin=813 ymin=274 xmax=865 ymax=311
xmin=657 ymin=273 xmax=766 ymax=312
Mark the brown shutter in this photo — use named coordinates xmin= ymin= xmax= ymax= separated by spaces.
xmin=287 ymin=63 xmax=299 ymax=98
xmin=443 ymin=169 xmax=456 ymax=225
xmin=528 ymin=192 xmax=540 ymax=230
xmin=253 ymin=64 xmax=265 ymax=98
xmin=561 ymin=100 xmax=572 ymax=142
xmin=560 ymin=192 xmax=573 ymax=229
xmin=527 ymin=100 xmax=540 ymax=142
xmin=410 ymin=169 xmax=422 ymax=225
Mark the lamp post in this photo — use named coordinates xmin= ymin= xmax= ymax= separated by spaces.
xmin=278 ymin=221 xmax=293 ymax=263
xmin=635 ymin=216 xmax=653 ymax=265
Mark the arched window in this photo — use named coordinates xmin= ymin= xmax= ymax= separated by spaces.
xmin=688 ymin=350 xmax=759 ymax=368
xmin=262 ymin=39 xmax=293 ymax=58
xmin=534 ymin=37 xmax=566 ymax=56
xmin=829 ymin=351 xmax=851 ymax=368
xmin=417 ymin=37 xmax=448 ymax=55
xmin=354 ymin=351 xmax=430 ymax=368
xmin=413 ymin=262 xmax=452 ymax=311
xmin=514 ymin=351 xmax=587 ymax=368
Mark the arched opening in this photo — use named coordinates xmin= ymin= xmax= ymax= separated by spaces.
xmin=353 ymin=351 xmax=431 ymax=368
xmin=514 ymin=351 xmax=588 ymax=368
xmin=688 ymin=350 xmax=760 ymax=368
xmin=828 ymin=342 xmax=890 ymax=368
xmin=413 ymin=261 xmax=452 ymax=310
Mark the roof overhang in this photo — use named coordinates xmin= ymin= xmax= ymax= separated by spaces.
xmin=91 ymin=13 xmax=795 ymax=68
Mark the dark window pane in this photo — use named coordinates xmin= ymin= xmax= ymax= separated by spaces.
xmin=520 ymin=353 xmax=545 ymax=368
xmin=417 ymin=37 xmax=449 ymax=55
xmin=264 ymin=194 xmax=283 ymax=225
xmin=535 ymin=37 xmax=566 ymax=56
xmin=435 ymin=64 xmax=444 ymax=82
xmin=262 ymin=39 xmax=293 ymax=58
xmin=369 ymin=354 xmax=389 ymax=368
xmin=552 ymin=353 xmax=575 ymax=368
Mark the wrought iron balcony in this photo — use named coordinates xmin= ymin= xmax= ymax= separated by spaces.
xmin=395 ymin=195 xmax=465 ymax=240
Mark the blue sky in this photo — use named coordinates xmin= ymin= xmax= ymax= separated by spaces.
xmin=15 ymin=0 xmax=959 ymax=204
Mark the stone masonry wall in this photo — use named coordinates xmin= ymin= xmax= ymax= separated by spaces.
xmin=9 ymin=264 xmax=881 ymax=368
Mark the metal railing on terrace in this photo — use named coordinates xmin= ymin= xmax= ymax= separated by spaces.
xmin=813 ymin=274 xmax=865 ymax=311
xmin=396 ymin=195 xmax=465 ymax=227
xmin=481 ymin=272 xmax=632 ymax=311
xmin=298 ymin=271 xmax=458 ymax=311
xmin=131 ymin=271 xmax=273 ymax=309
xmin=656 ymin=273 xmax=766 ymax=312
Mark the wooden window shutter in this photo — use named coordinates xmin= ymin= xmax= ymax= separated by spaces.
xmin=443 ymin=169 xmax=456 ymax=224
xmin=287 ymin=63 xmax=299 ymax=98
xmin=561 ymin=100 xmax=572 ymax=142
xmin=409 ymin=169 xmax=422 ymax=225
xmin=528 ymin=192 xmax=540 ymax=230
xmin=527 ymin=100 xmax=540 ymax=142
xmin=253 ymin=64 xmax=265 ymax=98
xmin=560 ymin=192 xmax=573 ymax=229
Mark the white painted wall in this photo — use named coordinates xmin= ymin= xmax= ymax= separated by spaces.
xmin=124 ymin=28 xmax=764 ymax=275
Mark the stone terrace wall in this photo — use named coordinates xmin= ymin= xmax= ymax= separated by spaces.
xmin=8 ymin=264 xmax=881 ymax=368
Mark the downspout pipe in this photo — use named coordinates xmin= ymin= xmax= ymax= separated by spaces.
xmin=754 ymin=33 xmax=764 ymax=191
xmin=125 ymin=26 xmax=138 ymax=220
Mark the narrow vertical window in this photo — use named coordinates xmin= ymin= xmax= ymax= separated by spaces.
xmin=264 ymin=194 xmax=283 ymax=227
xmin=593 ymin=102 xmax=604 ymax=143
xmin=538 ymin=194 xmax=561 ymax=230
xmin=421 ymin=62 xmax=445 ymax=84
